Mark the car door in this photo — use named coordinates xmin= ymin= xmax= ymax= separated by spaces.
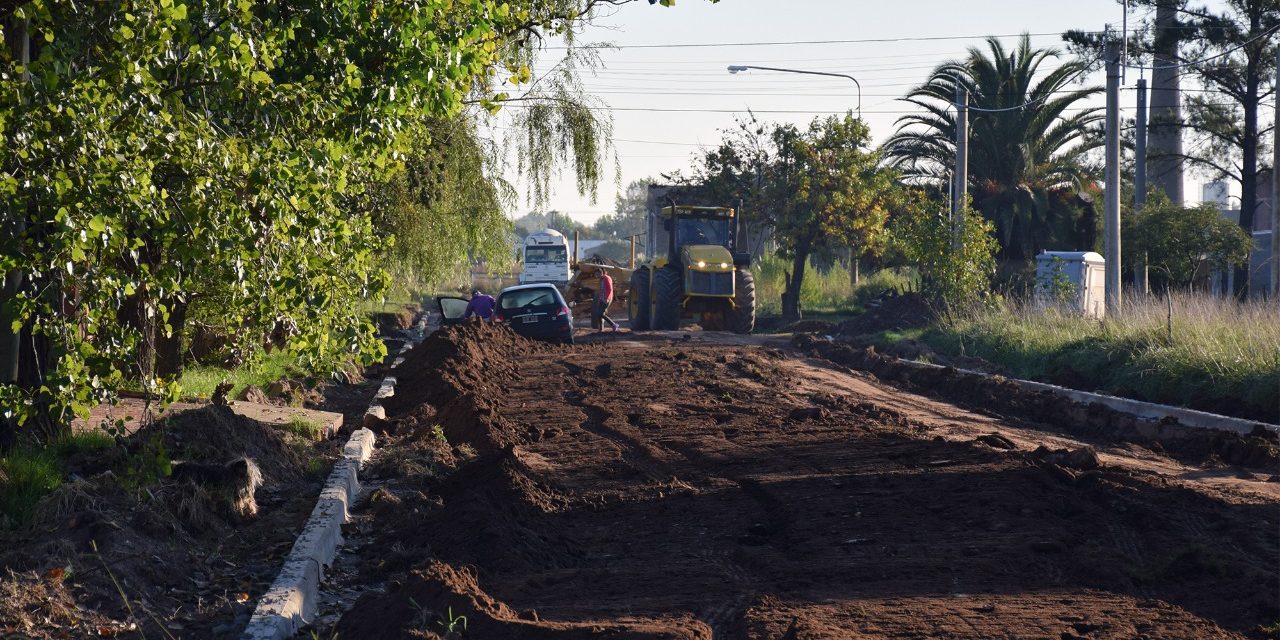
xmin=436 ymin=296 xmax=470 ymax=327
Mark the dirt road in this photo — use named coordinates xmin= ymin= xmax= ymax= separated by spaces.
xmin=333 ymin=324 xmax=1279 ymax=639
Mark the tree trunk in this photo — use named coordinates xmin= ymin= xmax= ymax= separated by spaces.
xmin=156 ymin=297 xmax=188 ymax=380
xmin=848 ymin=248 xmax=860 ymax=287
xmin=1148 ymin=0 xmax=1184 ymax=204
xmin=119 ymin=291 xmax=156 ymax=383
xmin=1233 ymin=56 xmax=1261 ymax=299
xmin=781 ymin=245 xmax=809 ymax=322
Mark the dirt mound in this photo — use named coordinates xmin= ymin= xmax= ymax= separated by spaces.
xmin=372 ymin=307 xmax=418 ymax=336
xmin=384 ymin=322 xmax=550 ymax=452
xmin=337 ymin=560 xmax=707 ymax=640
xmin=835 ymin=291 xmax=935 ymax=336
xmin=793 ymin=335 xmax=1280 ymax=470
xmin=153 ymin=405 xmax=305 ymax=484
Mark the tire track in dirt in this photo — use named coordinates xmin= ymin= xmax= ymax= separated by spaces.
xmin=333 ymin=327 xmax=1280 ymax=639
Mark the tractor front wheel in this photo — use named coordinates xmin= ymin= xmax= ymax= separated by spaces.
xmin=729 ymin=269 xmax=756 ymax=334
xmin=652 ymin=267 xmax=683 ymax=331
xmin=629 ymin=268 xmax=651 ymax=331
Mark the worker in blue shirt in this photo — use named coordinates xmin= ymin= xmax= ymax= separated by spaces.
xmin=464 ymin=290 xmax=496 ymax=320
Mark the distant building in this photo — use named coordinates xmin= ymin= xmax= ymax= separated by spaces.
xmin=1208 ymin=170 xmax=1273 ymax=297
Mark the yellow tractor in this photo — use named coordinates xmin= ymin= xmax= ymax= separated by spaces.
xmin=629 ymin=205 xmax=755 ymax=333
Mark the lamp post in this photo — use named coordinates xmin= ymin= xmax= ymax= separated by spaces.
xmin=726 ymin=65 xmax=861 ymax=119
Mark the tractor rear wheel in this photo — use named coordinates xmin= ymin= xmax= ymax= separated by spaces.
xmin=729 ymin=269 xmax=756 ymax=334
xmin=653 ymin=267 xmax=683 ymax=330
xmin=629 ymin=268 xmax=651 ymax=331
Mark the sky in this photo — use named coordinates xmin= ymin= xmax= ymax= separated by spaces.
xmin=489 ymin=0 xmax=1233 ymax=225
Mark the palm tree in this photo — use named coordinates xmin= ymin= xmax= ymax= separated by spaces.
xmin=885 ymin=35 xmax=1104 ymax=264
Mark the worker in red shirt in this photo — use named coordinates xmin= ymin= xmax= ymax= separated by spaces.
xmin=593 ymin=269 xmax=620 ymax=332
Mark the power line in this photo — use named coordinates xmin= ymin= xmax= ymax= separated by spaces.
xmin=544 ymin=30 xmax=1102 ymax=50
xmin=1122 ymin=23 xmax=1280 ymax=71
xmin=499 ymin=105 xmax=1113 ymax=115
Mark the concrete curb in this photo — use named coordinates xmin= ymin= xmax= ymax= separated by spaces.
xmin=241 ymin=341 xmax=414 ymax=640
xmin=872 ymin=354 xmax=1278 ymax=436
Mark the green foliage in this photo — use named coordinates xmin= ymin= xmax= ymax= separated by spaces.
xmin=283 ymin=417 xmax=324 ymax=441
xmin=1129 ymin=193 xmax=1252 ymax=289
xmin=0 ymin=445 xmax=62 ymax=525
xmin=769 ymin=114 xmax=896 ymax=265
xmin=0 ymin=0 xmax=663 ymax=433
xmin=120 ymin=430 xmax=171 ymax=489
xmin=885 ymin=35 xmax=1102 ymax=262
xmin=928 ymin=293 xmax=1279 ymax=421
xmin=892 ymin=197 xmax=999 ymax=308
xmin=52 ymin=430 xmax=116 ymax=458
xmin=369 ymin=116 xmax=513 ymax=291
xmin=179 ymin=349 xmax=302 ymax=401
xmin=753 ymin=255 xmax=914 ymax=316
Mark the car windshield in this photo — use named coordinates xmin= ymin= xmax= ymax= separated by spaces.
xmin=500 ymin=287 xmax=561 ymax=310
xmin=525 ymin=246 xmax=567 ymax=264
xmin=439 ymin=297 xmax=469 ymax=319
xmin=675 ymin=216 xmax=730 ymax=248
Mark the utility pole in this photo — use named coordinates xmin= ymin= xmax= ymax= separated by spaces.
xmin=1105 ymin=38 xmax=1122 ymax=315
xmin=1134 ymin=77 xmax=1149 ymax=297
xmin=1272 ymin=46 xmax=1279 ymax=299
xmin=952 ymin=82 xmax=969 ymax=242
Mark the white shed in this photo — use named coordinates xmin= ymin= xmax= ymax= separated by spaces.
xmin=1035 ymin=251 xmax=1106 ymax=319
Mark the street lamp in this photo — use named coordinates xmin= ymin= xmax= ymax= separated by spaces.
xmin=727 ymin=64 xmax=862 ymax=119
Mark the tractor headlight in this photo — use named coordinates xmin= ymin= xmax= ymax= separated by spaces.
xmin=696 ymin=260 xmax=706 ymax=268
xmin=718 ymin=262 xmax=729 ymax=269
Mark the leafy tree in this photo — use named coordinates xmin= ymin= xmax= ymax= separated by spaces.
xmin=363 ymin=115 xmax=513 ymax=293
xmin=1067 ymin=0 xmax=1278 ymax=297
xmin=0 ymin=0 xmax=695 ymax=439
xmin=884 ymin=35 xmax=1103 ymax=265
xmin=687 ymin=114 xmax=777 ymax=257
xmin=1130 ymin=193 xmax=1253 ymax=289
xmin=767 ymin=114 xmax=897 ymax=321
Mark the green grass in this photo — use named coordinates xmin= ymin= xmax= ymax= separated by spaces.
xmin=921 ymin=293 xmax=1280 ymax=421
xmin=752 ymin=255 xmax=916 ymax=317
xmin=179 ymin=349 xmax=303 ymax=400
xmin=0 ymin=446 xmax=63 ymax=525
xmin=52 ymin=430 xmax=117 ymax=458
xmin=282 ymin=417 xmax=325 ymax=441
xmin=0 ymin=430 xmax=123 ymax=526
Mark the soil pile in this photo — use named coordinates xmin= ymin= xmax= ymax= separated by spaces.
xmin=793 ymin=334 xmax=1280 ymax=470
xmin=336 ymin=560 xmax=706 ymax=640
xmin=835 ymin=291 xmax=935 ymax=336
xmin=383 ymin=322 xmax=550 ymax=451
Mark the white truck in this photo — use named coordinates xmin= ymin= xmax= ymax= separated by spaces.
xmin=520 ymin=229 xmax=572 ymax=286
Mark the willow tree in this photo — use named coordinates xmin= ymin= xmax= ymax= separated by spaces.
xmin=884 ymin=35 xmax=1104 ymax=265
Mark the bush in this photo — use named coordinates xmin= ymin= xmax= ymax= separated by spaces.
xmin=892 ymin=202 xmax=998 ymax=307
